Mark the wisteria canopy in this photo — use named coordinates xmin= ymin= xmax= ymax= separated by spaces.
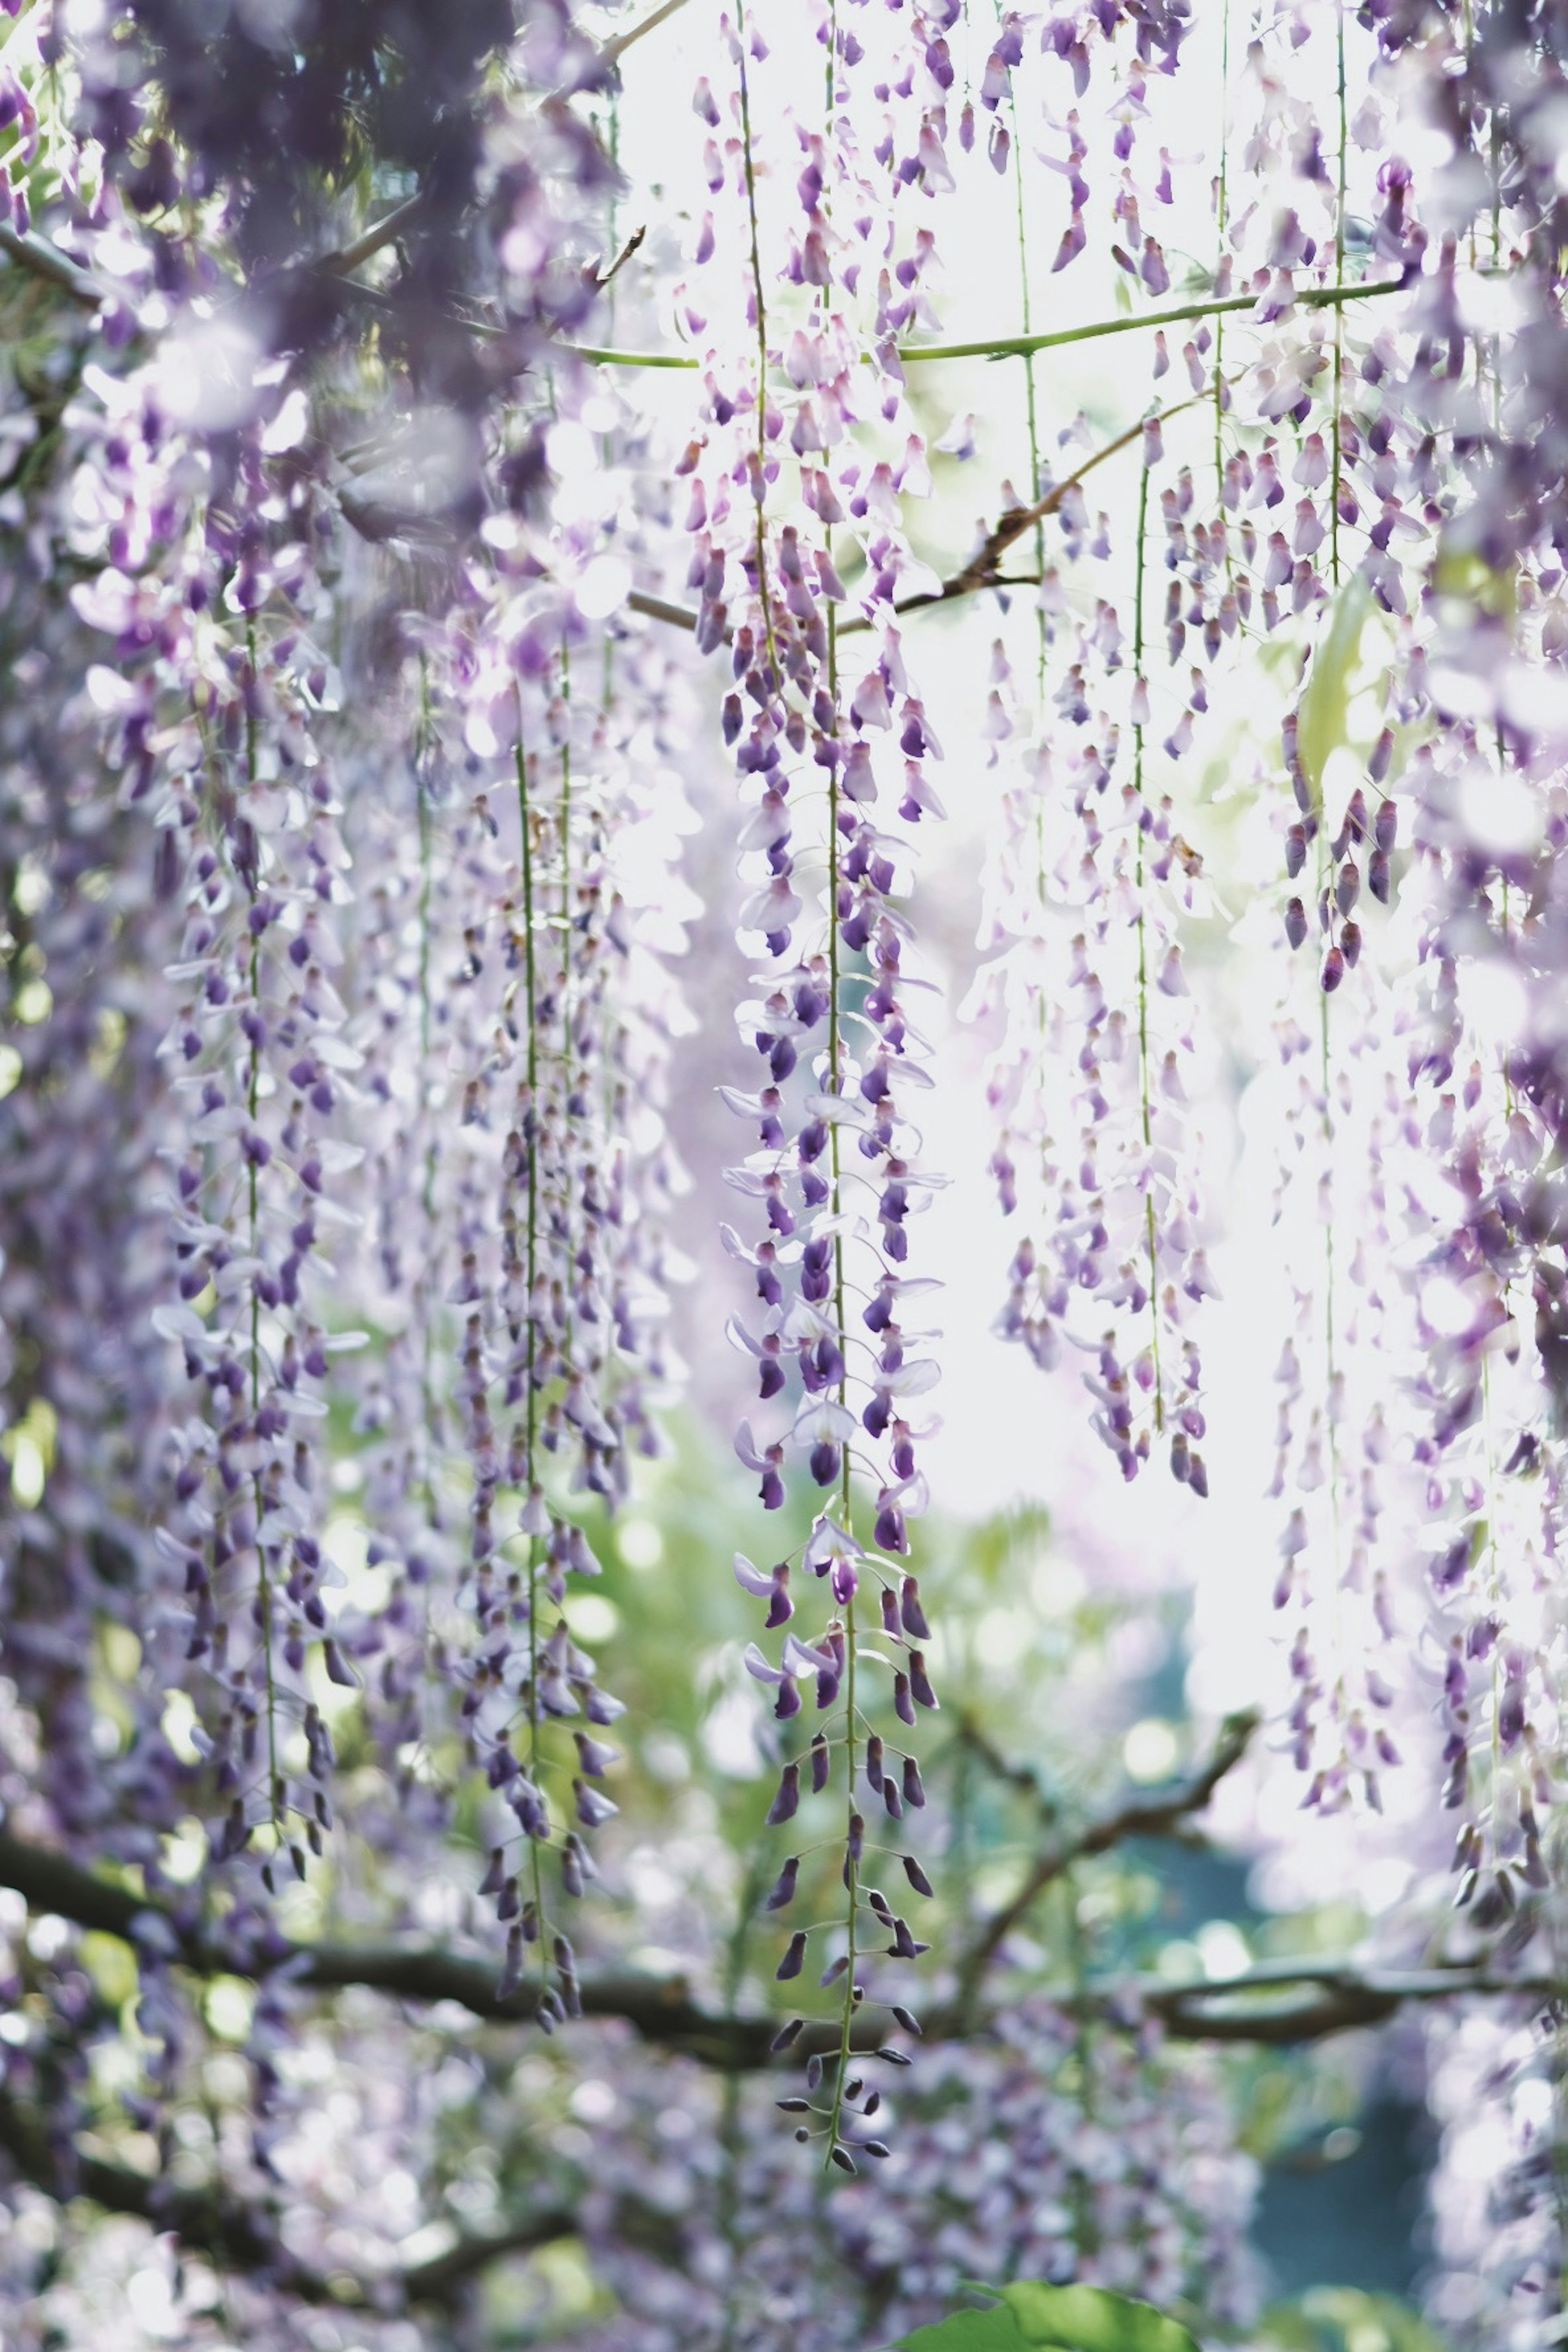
xmin=2 ymin=0 xmax=1568 ymax=2344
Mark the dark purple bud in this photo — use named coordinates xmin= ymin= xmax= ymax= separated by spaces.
xmin=903 ymin=1853 xmax=934 ymax=1897
xmin=777 ymin=1931 xmax=807 ymax=1980
xmin=1285 ymin=896 xmax=1308 ymax=950
xmin=767 ymin=1762 xmax=800 ymax=1825
xmin=811 ymin=1734 xmax=831 ymax=1793
xmin=874 ymin=1503 xmax=907 ymax=1553
xmin=771 ymin=2018 xmax=804 ymax=2052
xmin=899 ymin=1576 xmax=930 ymax=1639
xmin=902 ymin=1756 xmax=926 ymax=1808
xmin=909 ymin=1652 xmax=938 ymax=1709
xmin=893 ymin=1671 xmax=915 ymax=1726
xmin=766 ymin=1856 xmax=800 ymax=1910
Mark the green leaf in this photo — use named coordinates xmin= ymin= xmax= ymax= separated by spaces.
xmin=1296 ymin=573 xmax=1372 ymax=800
xmin=887 ymin=2285 xmax=1204 ymax=2352
xmin=1253 ymin=2288 xmax=1451 ymax=2352
xmin=998 ymin=2283 xmax=1204 ymax=2351
xmin=886 ymin=2303 xmax=1031 ymax=2351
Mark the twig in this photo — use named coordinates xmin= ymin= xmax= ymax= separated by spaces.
xmin=623 ymin=397 xmax=1208 ymax=645
xmin=318 ymin=193 xmax=427 ymax=278
xmin=897 ymin=272 xmax=1411 ymax=364
xmin=594 ymin=224 xmax=646 ymax=290
xmin=628 ymin=587 xmax=698 ymax=633
xmin=600 ymin=0 xmax=691 ymax=67
xmin=949 ymin=1709 xmax=1261 ymax=2014
xmin=837 ymin=390 xmax=1213 ymax=637
xmin=0 ymin=2086 xmax=574 ymax=2307
xmin=0 ymin=223 xmax=107 ymax=309
xmin=565 ymin=271 xmax=1414 ymax=374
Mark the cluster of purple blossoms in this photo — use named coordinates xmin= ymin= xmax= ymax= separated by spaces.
xmin=970 ymin=8 xmax=1221 ymax=1497
xmin=680 ymin=0 xmax=959 ymax=2164
xmin=553 ymin=2000 xmax=1258 ymax=2352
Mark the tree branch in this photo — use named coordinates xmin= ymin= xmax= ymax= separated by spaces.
xmin=1139 ymin=1961 xmax=1568 ymax=2046
xmin=318 ymin=194 xmax=427 ymax=279
xmin=600 ymin=0 xmax=691 ymax=67
xmin=0 ymin=2085 xmax=575 ymax=2309
xmin=0 ymin=223 xmax=107 ymax=310
xmin=948 ymin=1709 xmax=1261 ymax=2013
xmin=2 ymin=1827 xmax=1560 ymax=2082
xmin=0 ymin=1828 xmax=784 ymax=2065
xmin=838 ymin=388 xmax=1212 ymax=637
xmin=624 ymin=390 xmax=1210 ymax=646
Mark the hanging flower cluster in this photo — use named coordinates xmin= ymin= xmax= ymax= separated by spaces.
xmin=677 ymin=0 xmax=963 ymax=2167
xmin=564 ymin=1999 xmax=1259 ymax=2352
xmin=971 ymin=10 xmax=1218 ymax=1496
xmin=10 ymin=0 xmax=1568 ymax=2334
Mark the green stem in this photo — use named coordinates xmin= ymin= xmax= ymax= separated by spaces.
xmin=1131 ymin=463 xmax=1163 ymax=1435
xmin=717 ymin=1852 xmax=768 ymax=2350
xmin=517 ymin=728 xmax=548 ymax=1998
xmin=733 ymin=0 xmax=780 ymax=681
xmin=821 ymin=601 xmax=861 ymax=2171
xmin=1010 ymin=74 xmax=1047 ymax=697
xmin=243 ymin=619 xmax=281 ymax=1854
xmin=566 ymin=274 xmax=1414 ymax=374
xmin=557 ymin=639 xmax=575 ymax=1379
xmin=1330 ymin=0 xmax=1348 ymax=589
xmin=1213 ymin=0 xmax=1232 ymax=516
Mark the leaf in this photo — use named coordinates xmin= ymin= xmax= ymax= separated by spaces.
xmin=886 ymin=2304 xmax=1032 ymax=2351
xmin=997 ymin=2281 xmax=1205 ymax=2352
xmin=887 ymin=2286 xmax=1204 ymax=2352
xmin=1296 ymin=572 xmax=1372 ymax=800
xmin=1254 ymin=2288 xmax=1452 ymax=2352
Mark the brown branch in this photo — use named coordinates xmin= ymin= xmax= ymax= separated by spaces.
xmin=592 ymin=224 xmax=647 ymax=291
xmin=600 ymin=0 xmax=691 ymax=66
xmin=623 ymin=389 xmax=1212 ymax=647
xmin=1139 ymin=1961 xmax=1568 ymax=2046
xmin=838 ymin=387 xmax=1211 ymax=636
xmin=0 ymin=2085 xmax=575 ymax=2308
xmin=949 ymin=1708 xmax=1261 ymax=2014
xmin=0 ymin=223 xmax=106 ymax=309
xmin=0 ymin=1829 xmax=783 ymax=2066
xmin=628 ymin=586 xmax=699 ymax=633
xmin=318 ymin=193 xmax=427 ymax=279
xmin=0 ymin=2088 xmax=339 ymax=2303
xmin=3 ymin=1826 xmax=1561 ymax=2085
